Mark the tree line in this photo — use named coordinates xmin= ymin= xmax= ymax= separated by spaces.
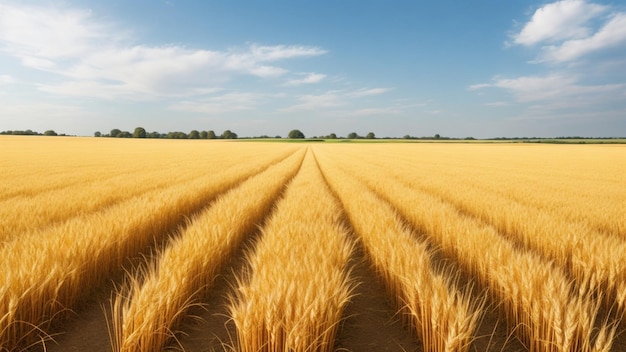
xmin=94 ymin=128 xmax=384 ymax=140
xmin=95 ymin=128 xmax=238 ymax=139
xmin=0 ymin=129 xmax=66 ymax=136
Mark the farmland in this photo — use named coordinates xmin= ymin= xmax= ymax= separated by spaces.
xmin=1 ymin=136 xmax=625 ymax=352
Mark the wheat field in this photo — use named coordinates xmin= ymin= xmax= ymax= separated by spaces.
xmin=1 ymin=136 xmax=625 ymax=352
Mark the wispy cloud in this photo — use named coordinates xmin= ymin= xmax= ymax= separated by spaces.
xmin=168 ymin=92 xmax=272 ymax=114
xmin=280 ymin=87 xmax=393 ymax=112
xmin=508 ymin=0 xmax=626 ymax=63
xmin=0 ymin=3 xmax=327 ymax=100
xmin=279 ymin=93 xmax=344 ymax=112
xmin=283 ymin=72 xmax=326 ymax=86
xmin=472 ymin=0 xmax=626 ymax=124
xmin=483 ymin=101 xmax=510 ymax=107
xmin=539 ymin=13 xmax=626 ymax=63
xmin=510 ymin=0 xmax=608 ymax=46
xmin=470 ymin=73 xmax=624 ymax=106
xmin=0 ymin=74 xmax=14 ymax=84
xmin=347 ymin=87 xmax=391 ymax=97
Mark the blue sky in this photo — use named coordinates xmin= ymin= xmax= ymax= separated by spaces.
xmin=1 ymin=0 xmax=625 ymax=138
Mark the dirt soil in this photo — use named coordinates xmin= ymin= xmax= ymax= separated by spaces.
xmin=32 ymin=243 xmax=533 ymax=352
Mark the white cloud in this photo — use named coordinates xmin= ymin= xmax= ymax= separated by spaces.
xmin=511 ymin=0 xmax=608 ymax=46
xmin=279 ymin=93 xmax=344 ymax=112
xmin=0 ymin=3 xmax=327 ymax=99
xmin=470 ymin=73 xmax=624 ymax=106
xmin=348 ymin=88 xmax=391 ymax=97
xmin=467 ymin=83 xmax=491 ymax=91
xmin=280 ymin=87 xmax=394 ymax=112
xmin=0 ymin=4 xmax=117 ymax=60
xmin=509 ymin=0 xmax=626 ymax=63
xmin=540 ymin=13 xmax=626 ymax=62
xmin=168 ymin=92 xmax=268 ymax=114
xmin=0 ymin=74 xmax=14 ymax=84
xmin=248 ymin=44 xmax=327 ymax=61
xmin=283 ymin=72 xmax=326 ymax=86
xmin=483 ymin=101 xmax=510 ymax=107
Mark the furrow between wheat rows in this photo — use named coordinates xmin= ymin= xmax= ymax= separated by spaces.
xmin=229 ymin=149 xmax=355 ymax=352
xmin=335 ymin=145 xmax=626 ymax=319
xmin=112 ymin=148 xmax=306 ymax=352
xmin=312 ymin=145 xmax=615 ymax=352
xmin=0 ymin=146 xmax=298 ymax=351
xmin=314 ymin=149 xmax=483 ymax=352
xmin=332 ymin=144 xmax=626 ymax=238
xmin=0 ymin=140 xmax=275 ymax=243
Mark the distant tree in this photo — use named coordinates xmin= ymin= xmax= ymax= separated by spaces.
xmin=403 ymin=135 xmax=412 ymax=139
xmin=288 ymin=129 xmax=305 ymax=139
xmin=118 ymin=131 xmax=132 ymax=138
xmin=189 ymin=130 xmax=200 ymax=139
xmin=434 ymin=134 xmax=441 ymax=139
xmin=347 ymin=132 xmax=358 ymax=139
xmin=94 ymin=131 xmax=102 ymax=137
xmin=207 ymin=130 xmax=216 ymax=139
xmin=43 ymin=130 xmax=57 ymax=136
xmin=221 ymin=130 xmax=238 ymax=139
xmin=110 ymin=129 xmax=122 ymax=137
xmin=328 ymin=133 xmax=337 ymax=139
xmin=148 ymin=131 xmax=161 ymax=138
xmin=200 ymin=131 xmax=208 ymax=139
xmin=366 ymin=132 xmax=375 ymax=139
xmin=275 ymin=135 xmax=282 ymax=139
xmin=133 ymin=127 xmax=147 ymax=138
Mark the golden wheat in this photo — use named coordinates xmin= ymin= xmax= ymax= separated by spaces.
xmin=0 ymin=140 xmax=297 ymax=350
xmin=337 ymin=143 xmax=626 ymax=316
xmin=229 ymin=150 xmax=354 ymax=352
xmin=315 ymin=149 xmax=483 ymax=352
xmin=314 ymin=144 xmax=616 ymax=352
xmin=112 ymin=149 xmax=305 ymax=351
xmin=2 ymin=138 xmax=624 ymax=351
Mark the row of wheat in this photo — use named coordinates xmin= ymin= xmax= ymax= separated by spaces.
xmin=315 ymin=150 xmax=483 ymax=352
xmin=350 ymin=143 xmax=626 ymax=237
xmin=111 ymin=149 xmax=305 ymax=351
xmin=228 ymin=150 xmax=355 ymax=352
xmin=383 ymin=155 xmax=626 ymax=310
xmin=0 ymin=145 xmax=296 ymax=351
xmin=3 ymin=139 xmax=624 ymax=351
xmin=0 ymin=139 xmax=293 ymax=242
xmin=338 ymin=144 xmax=626 ymax=317
xmin=315 ymin=145 xmax=615 ymax=352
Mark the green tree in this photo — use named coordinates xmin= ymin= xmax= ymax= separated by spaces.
xmin=110 ymin=129 xmax=122 ymax=137
xmin=200 ymin=131 xmax=208 ymax=139
xmin=207 ymin=130 xmax=216 ymax=139
xmin=434 ymin=134 xmax=441 ymax=139
xmin=288 ymin=129 xmax=305 ymax=139
xmin=328 ymin=133 xmax=337 ymax=139
xmin=221 ymin=130 xmax=237 ymax=139
xmin=148 ymin=131 xmax=160 ymax=138
xmin=43 ymin=130 xmax=57 ymax=136
xmin=347 ymin=132 xmax=358 ymax=139
xmin=189 ymin=130 xmax=200 ymax=139
xmin=133 ymin=127 xmax=147 ymax=138
xmin=366 ymin=132 xmax=375 ymax=139
xmin=94 ymin=131 xmax=102 ymax=137
xmin=119 ymin=131 xmax=132 ymax=138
